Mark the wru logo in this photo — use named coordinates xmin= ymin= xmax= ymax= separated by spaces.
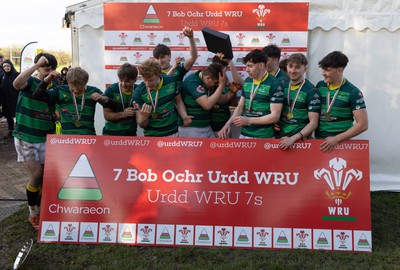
xmin=314 ymin=158 xmax=362 ymax=205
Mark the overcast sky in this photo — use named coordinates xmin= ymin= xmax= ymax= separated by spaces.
xmin=0 ymin=0 xmax=82 ymax=51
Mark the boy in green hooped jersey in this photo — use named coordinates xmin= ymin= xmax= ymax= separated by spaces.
xmin=12 ymin=53 xmax=58 ymax=230
xmin=316 ymin=51 xmax=368 ymax=152
xmin=153 ymin=26 xmax=198 ymax=83
xmin=263 ymin=44 xmax=290 ymax=91
xmin=209 ymin=54 xmax=243 ymax=138
xmin=178 ymin=62 xmax=229 ymax=138
xmin=219 ymin=49 xmax=284 ymax=139
xmin=133 ymin=59 xmax=192 ymax=137
xmin=34 ymin=67 xmax=108 ymax=135
xmin=276 ymin=53 xmax=321 ymax=150
xmin=102 ymin=63 xmax=138 ymax=136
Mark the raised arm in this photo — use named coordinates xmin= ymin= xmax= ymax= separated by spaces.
xmin=32 ymin=70 xmax=60 ymax=101
xmin=228 ymin=60 xmax=244 ymax=86
xmin=13 ymin=56 xmax=49 ymax=90
xmin=195 ymin=71 xmax=227 ymax=110
xmin=182 ymin=27 xmax=198 ymax=71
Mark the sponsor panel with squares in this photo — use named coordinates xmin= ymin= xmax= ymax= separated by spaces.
xmin=118 ymin=223 xmax=136 ymax=244
xmin=353 ymin=230 xmax=372 ymax=252
xmin=273 ymin=228 xmax=292 ymax=249
xmin=156 ymin=224 xmax=175 ymax=245
xmin=313 ymin=229 xmax=332 ymax=250
xmin=214 ymin=226 xmax=233 ymax=247
xmin=333 ymin=229 xmax=353 ymax=251
xmin=253 ymin=227 xmax=272 ymax=248
xmin=60 ymin=222 xmax=79 ymax=242
xmin=293 ymin=228 xmax=312 ymax=249
xmin=98 ymin=223 xmax=118 ymax=243
xmin=195 ymin=225 xmax=213 ymax=246
xmin=79 ymin=222 xmax=98 ymax=243
xmin=40 ymin=222 xmax=60 ymax=242
xmin=234 ymin=227 xmax=253 ymax=248
xmin=137 ymin=224 xmax=156 ymax=244
xmin=175 ymin=225 xmax=194 ymax=246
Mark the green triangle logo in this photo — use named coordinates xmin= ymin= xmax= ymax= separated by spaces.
xmin=143 ymin=5 xmax=160 ymax=24
xmin=58 ymin=154 xmax=103 ymax=201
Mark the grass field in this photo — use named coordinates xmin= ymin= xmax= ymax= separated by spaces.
xmin=1 ymin=192 xmax=399 ymax=270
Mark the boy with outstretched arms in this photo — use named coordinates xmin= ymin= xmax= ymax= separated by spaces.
xmin=34 ymin=67 xmax=108 ymax=135
xmin=153 ymin=26 xmax=198 ymax=82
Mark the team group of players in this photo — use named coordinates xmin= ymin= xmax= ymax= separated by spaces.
xmin=11 ymin=27 xmax=368 ymax=229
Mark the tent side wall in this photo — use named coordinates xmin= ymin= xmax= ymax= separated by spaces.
xmin=307 ymin=27 xmax=400 ymax=191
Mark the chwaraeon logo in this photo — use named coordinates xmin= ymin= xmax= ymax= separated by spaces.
xmin=314 ymin=157 xmax=363 ymax=221
xmin=58 ymin=154 xmax=103 ymax=201
xmin=143 ymin=5 xmax=160 ymax=24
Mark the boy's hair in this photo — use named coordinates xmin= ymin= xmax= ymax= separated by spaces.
xmin=202 ymin=62 xmax=224 ymax=81
xmin=211 ymin=55 xmax=229 ymax=67
xmin=61 ymin=67 xmax=69 ymax=75
xmin=34 ymin=52 xmax=58 ymax=70
xmin=287 ymin=53 xmax=308 ymax=66
xmin=138 ymin=59 xmax=162 ymax=79
xmin=66 ymin=67 xmax=89 ymax=86
xmin=318 ymin=51 xmax=349 ymax=69
xmin=153 ymin=44 xmax=171 ymax=59
xmin=262 ymin=44 xmax=281 ymax=59
xmin=279 ymin=58 xmax=288 ymax=73
xmin=243 ymin=49 xmax=268 ymax=65
xmin=117 ymin=63 xmax=138 ymax=81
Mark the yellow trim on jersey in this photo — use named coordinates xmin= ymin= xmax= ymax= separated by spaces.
xmin=154 ymin=77 xmax=164 ymax=91
xmin=253 ymin=72 xmax=269 ymax=85
xmin=290 ymin=84 xmax=301 ymax=91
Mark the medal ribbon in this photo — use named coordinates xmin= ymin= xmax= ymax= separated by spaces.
xmin=248 ymin=70 xmax=268 ymax=111
xmin=326 ymin=78 xmax=344 ymax=115
xmin=287 ymin=80 xmax=305 ymax=114
xmin=146 ymin=88 xmax=159 ymax=113
xmin=275 ymin=68 xmax=281 ymax=77
xmin=72 ymin=91 xmax=85 ymax=121
xmin=118 ymin=83 xmax=133 ymax=110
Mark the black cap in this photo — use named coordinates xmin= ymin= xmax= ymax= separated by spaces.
xmin=0 ymin=54 xmax=4 ymax=58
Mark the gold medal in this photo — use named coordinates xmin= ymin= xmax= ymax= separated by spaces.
xmin=152 ymin=113 xmax=159 ymax=119
xmin=325 ymin=113 xmax=331 ymax=120
xmin=287 ymin=112 xmax=294 ymax=119
xmin=75 ymin=120 xmax=81 ymax=127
